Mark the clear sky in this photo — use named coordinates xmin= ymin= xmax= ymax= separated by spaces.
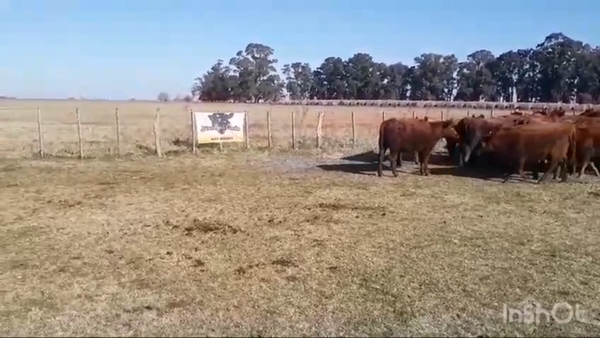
xmin=0 ymin=0 xmax=597 ymax=100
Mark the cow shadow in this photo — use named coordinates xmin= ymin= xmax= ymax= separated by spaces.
xmin=316 ymin=150 xmax=454 ymax=176
xmin=340 ymin=151 xmax=379 ymax=164
xmin=425 ymin=166 xmax=503 ymax=181
xmin=339 ymin=150 xmax=453 ymax=166
xmin=317 ymin=163 xmax=378 ymax=176
xmin=426 ymin=162 xmax=565 ymax=183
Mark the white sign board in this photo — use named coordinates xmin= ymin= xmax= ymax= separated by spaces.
xmin=194 ymin=111 xmax=245 ymax=144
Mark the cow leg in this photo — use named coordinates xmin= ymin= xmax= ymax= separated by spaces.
xmin=454 ymin=144 xmax=463 ymax=167
xmin=414 ymin=151 xmax=420 ymax=165
xmin=446 ymin=139 xmax=457 ymax=160
xmin=578 ymin=147 xmax=593 ymax=178
xmin=579 ymin=160 xmax=588 ymax=178
xmin=502 ymin=164 xmax=514 ymax=183
xmin=538 ymin=158 xmax=559 ymax=184
xmin=377 ymin=146 xmax=386 ymax=177
xmin=559 ymin=160 xmax=569 ymax=182
xmin=421 ymin=151 xmax=432 ymax=176
xmin=517 ymin=158 xmax=527 ymax=181
xmin=553 ymin=164 xmax=561 ymax=180
xmin=532 ymin=161 xmax=542 ymax=180
xmin=570 ymin=159 xmax=577 ymax=177
xmin=590 ymin=162 xmax=600 ymax=176
xmin=458 ymin=144 xmax=469 ymax=167
xmin=389 ymin=150 xmax=399 ymax=177
xmin=396 ymin=152 xmax=403 ymax=168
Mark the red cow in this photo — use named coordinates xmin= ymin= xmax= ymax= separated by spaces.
xmin=377 ymin=118 xmax=458 ymax=177
xmin=479 ymin=123 xmax=576 ymax=183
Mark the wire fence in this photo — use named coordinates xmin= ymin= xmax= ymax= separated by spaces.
xmin=0 ymin=104 xmax=536 ymax=159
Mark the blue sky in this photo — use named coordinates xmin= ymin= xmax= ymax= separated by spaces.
xmin=0 ymin=0 xmax=597 ymax=100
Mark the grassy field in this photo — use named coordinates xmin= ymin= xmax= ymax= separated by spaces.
xmin=2 ymin=100 xmax=600 ymax=336
xmin=2 ymin=152 xmax=600 ymax=336
xmin=0 ymin=100 xmax=496 ymax=158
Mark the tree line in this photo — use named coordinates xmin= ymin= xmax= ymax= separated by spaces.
xmin=190 ymin=33 xmax=600 ymax=105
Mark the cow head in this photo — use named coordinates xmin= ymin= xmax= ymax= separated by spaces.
xmin=441 ymin=120 xmax=459 ymax=139
xmin=208 ymin=112 xmax=235 ymax=134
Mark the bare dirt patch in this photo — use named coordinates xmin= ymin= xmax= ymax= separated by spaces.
xmin=2 ymin=153 xmax=600 ymax=336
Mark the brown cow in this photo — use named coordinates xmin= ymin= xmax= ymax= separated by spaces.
xmin=573 ymin=123 xmax=600 ymax=177
xmin=377 ymin=118 xmax=458 ymax=177
xmin=449 ymin=115 xmax=484 ymax=164
xmin=506 ymin=109 xmax=565 ymax=126
xmin=531 ymin=107 xmax=566 ymax=118
xmin=580 ymin=108 xmax=600 ymax=117
xmin=398 ymin=116 xmax=430 ymax=166
xmin=456 ymin=116 xmax=522 ymax=167
xmin=570 ymin=115 xmax=600 ymax=125
xmin=479 ymin=123 xmax=576 ymax=183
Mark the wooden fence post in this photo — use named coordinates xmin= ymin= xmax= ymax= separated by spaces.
xmin=190 ymin=109 xmax=197 ymax=154
xmin=115 ymin=107 xmax=121 ymax=157
xmin=316 ymin=111 xmax=323 ymax=149
xmin=351 ymin=111 xmax=356 ymax=147
xmin=490 ymin=108 xmax=494 ymax=118
xmin=244 ymin=111 xmax=250 ymax=149
xmin=381 ymin=111 xmax=386 ymax=122
xmin=75 ymin=107 xmax=83 ymax=159
xmin=153 ymin=108 xmax=162 ymax=157
xmin=267 ymin=110 xmax=272 ymax=149
xmin=291 ymin=110 xmax=296 ymax=149
xmin=440 ymin=110 xmax=444 ymax=121
xmin=216 ymin=110 xmax=223 ymax=152
xmin=36 ymin=106 xmax=44 ymax=158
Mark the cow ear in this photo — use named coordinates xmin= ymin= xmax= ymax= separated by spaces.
xmin=226 ymin=113 xmax=234 ymax=118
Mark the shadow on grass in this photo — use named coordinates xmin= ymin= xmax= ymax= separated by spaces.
xmin=425 ymin=166 xmax=504 ymax=181
xmin=339 ymin=150 xmax=453 ymax=166
xmin=170 ymin=137 xmax=222 ymax=151
xmin=317 ymin=149 xmax=556 ymax=183
xmin=318 ymin=150 xmax=455 ymax=176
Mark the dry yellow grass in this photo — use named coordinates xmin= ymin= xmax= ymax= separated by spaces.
xmin=0 ymin=100 xmax=496 ymax=158
xmin=2 ymin=100 xmax=600 ymax=336
xmin=2 ymin=149 xmax=600 ymax=336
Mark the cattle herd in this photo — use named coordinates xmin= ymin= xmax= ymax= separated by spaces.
xmin=377 ymin=107 xmax=600 ymax=183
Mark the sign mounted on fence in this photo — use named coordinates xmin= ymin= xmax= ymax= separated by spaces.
xmin=193 ymin=111 xmax=245 ymax=144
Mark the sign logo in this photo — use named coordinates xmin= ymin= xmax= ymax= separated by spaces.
xmin=200 ymin=112 xmax=241 ymax=135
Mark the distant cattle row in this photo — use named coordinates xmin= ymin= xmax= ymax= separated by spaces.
xmin=377 ymin=107 xmax=600 ymax=183
xmin=274 ymin=100 xmax=600 ymax=112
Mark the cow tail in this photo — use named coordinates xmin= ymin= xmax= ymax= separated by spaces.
xmin=377 ymin=122 xmax=387 ymax=176
xmin=379 ymin=123 xmax=388 ymax=159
